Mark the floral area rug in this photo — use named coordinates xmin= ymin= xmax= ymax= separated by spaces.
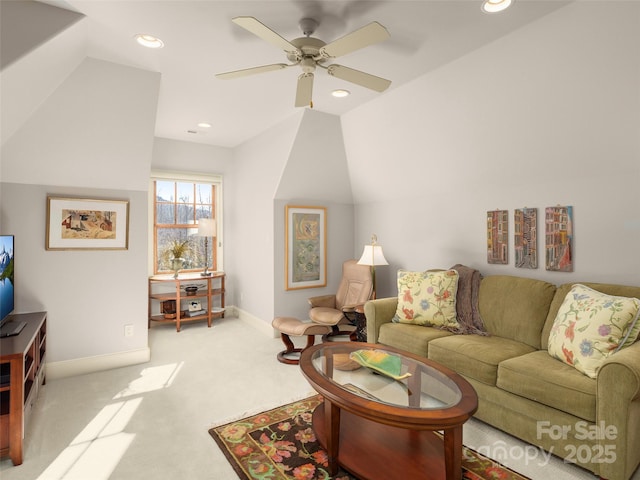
xmin=209 ymin=395 xmax=530 ymax=480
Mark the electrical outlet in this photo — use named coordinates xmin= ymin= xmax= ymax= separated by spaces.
xmin=124 ymin=324 xmax=134 ymax=337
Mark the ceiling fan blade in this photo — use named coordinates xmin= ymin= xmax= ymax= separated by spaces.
xmin=295 ymin=73 xmax=314 ymax=108
xmin=327 ymin=64 xmax=391 ymax=92
xmin=216 ymin=63 xmax=289 ymax=79
xmin=320 ymin=22 xmax=389 ymax=59
xmin=232 ymin=16 xmax=300 ymax=55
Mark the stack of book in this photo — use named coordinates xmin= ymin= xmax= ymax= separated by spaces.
xmin=186 ymin=309 xmax=207 ymax=317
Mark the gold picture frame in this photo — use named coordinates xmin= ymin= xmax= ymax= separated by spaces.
xmin=46 ymin=196 xmax=129 ymax=250
xmin=285 ymin=205 xmax=327 ymax=290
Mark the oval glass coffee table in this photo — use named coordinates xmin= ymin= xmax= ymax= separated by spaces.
xmin=299 ymin=342 xmax=478 ymax=480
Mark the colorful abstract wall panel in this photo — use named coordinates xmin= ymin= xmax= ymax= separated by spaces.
xmin=545 ymin=205 xmax=573 ymax=272
xmin=487 ymin=210 xmax=508 ymax=264
xmin=514 ymin=208 xmax=538 ymax=269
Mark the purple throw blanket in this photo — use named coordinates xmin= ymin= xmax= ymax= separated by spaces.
xmin=448 ymin=264 xmax=488 ymax=335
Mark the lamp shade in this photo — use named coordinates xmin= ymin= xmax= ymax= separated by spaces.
xmin=357 ymin=245 xmax=388 ymax=266
xmin=197 ymin=218 xmax=216 ymax=237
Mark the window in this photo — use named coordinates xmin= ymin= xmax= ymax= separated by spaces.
xmin=151 ymin=173 xmax=222 ymax=275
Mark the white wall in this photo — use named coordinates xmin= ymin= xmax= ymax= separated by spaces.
xmin=0 ymin=6 xmax=86 ymax=146
xmin=343 ymin=1 xmax=640 ymax=297
xmin=0 ymin=0 xmax=84 ymax=70
xmin=273 ymin=110 xmax=355 ymax=321
xmin=2 ymin=57 xmax=159 ymax=191
xmin=1 ymin=57 xmax=160 ymax=376
xmin=2 ymin=1 xmax=639 ymax=379
xmin=275 ymin=110 xmax=352 ymax=204
xmin=152 ymin=137 xmax=233 ymax=174
xmin=230 ymin=112 xmax=303 ymax=325
xmin=1 ymin=184 xmax=148 ymax=367
xmin=231 ymin=109 xmax=357 ymax=326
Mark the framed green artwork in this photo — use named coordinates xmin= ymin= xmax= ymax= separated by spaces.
xmin=285 ymin=205 xmax=326 ymax=290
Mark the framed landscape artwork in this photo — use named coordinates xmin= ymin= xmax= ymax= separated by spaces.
xmin=46 ymin=196 xmax=129 ymax=250
xmin=285 ymin=205 xmax=326 ymax=290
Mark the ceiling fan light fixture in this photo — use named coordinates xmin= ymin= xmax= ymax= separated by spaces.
xmin=481 ymin=0 xmax=513 ymax=14
xmin=135 ymin=34 xmax=164 ymax=48
xmin=218 ymin=17 xmax=392 ymax=107
xmin=332 ymin=89 xmax=350 ymax=98
xmin=299 ymin=18 xmax=319 ymax=37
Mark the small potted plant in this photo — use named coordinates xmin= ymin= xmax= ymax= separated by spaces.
xmin=163 ymin=239 xmax=191 ymax=278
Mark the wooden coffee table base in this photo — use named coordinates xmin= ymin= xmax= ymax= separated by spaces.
xmin=313 ymin=401 xmax=461 ymax=480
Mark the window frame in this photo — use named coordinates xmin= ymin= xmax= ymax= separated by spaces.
xmin=149 ymin=171 xmax=223 ymax=275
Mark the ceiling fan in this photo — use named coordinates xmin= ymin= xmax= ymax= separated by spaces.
xmin=216 ymin=16 xmax=392 ymax=108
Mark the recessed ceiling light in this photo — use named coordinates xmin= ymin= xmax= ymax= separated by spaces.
xmin=481 ymin=0 xmax=513 ymax=13
xmin=332 ymin=89 xmax=350 ymax=98
xmin=197 ymin=122 xmax=212 ymax=128
xmin=135 ymin=34 xmax=164 ymax=48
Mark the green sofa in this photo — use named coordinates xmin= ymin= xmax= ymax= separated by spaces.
xmin=364 ymin=275 xmax=640 ymax=480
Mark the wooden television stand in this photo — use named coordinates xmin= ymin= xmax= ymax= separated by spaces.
xmin=0 ymin=311 xmax=47 ymax=466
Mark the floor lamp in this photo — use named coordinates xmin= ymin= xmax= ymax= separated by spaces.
xmin=197 ymin=218 xmax=216 ymax=276
xmin=357 ymin=234 xmax=388 ymax=298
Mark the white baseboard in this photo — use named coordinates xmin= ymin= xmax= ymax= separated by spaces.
xmin=46 ymin=347 xmax=151 ymax=380
xmin=234 ymin=307 xmax=278 ymax=338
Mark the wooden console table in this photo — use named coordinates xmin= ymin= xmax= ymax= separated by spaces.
xmin=0 ymin=311 xmax=47 ymax=466
xmin=148 ymin=272 xmax=225 ymax=332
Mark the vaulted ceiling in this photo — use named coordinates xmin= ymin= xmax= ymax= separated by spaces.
xmin=3 ymin=1 xmax=570 ymax=147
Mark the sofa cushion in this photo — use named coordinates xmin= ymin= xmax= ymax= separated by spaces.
xmin=547 ymin=284 xmax=640 ymax=378
xmin=497 ymin=350 xmax=596 ymax=422
xmin=428 ymin=334 xmax=535 ymax=386
xmin=392 ymin=269 xmax=459 ymax=329
xmin=478 ymin=275 xmax=556 ymax=349
xmin=378 ymin=323 xmax=453 ymax=357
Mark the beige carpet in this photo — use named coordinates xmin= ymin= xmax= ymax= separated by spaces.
xmin=0 ymin=315 xmax=637 ymax=479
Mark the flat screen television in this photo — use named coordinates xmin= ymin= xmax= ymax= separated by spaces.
xmin=0 ymin=235 xmax=15 ymax=328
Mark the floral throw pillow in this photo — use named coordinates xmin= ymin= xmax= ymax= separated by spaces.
xmin=391 ymin=269 xmax=459 ymax=328
xmin=548 ymin=284 xmax=640 ymax=378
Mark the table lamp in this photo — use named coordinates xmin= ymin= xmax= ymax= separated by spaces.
xmin=357 ymin=234 xmax=388 ymax=298
xmin=197 ymin=218 xmax=216 ymax=276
